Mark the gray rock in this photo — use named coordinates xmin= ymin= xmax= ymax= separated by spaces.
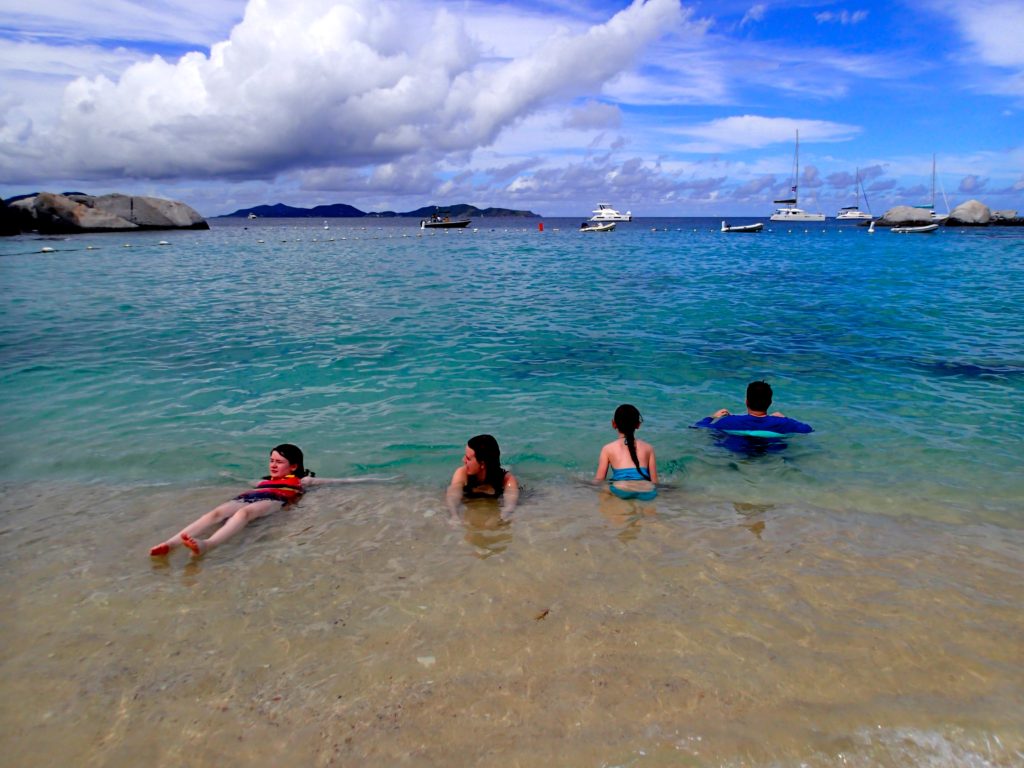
xmin=6 ymin=192 xmax=208 ymax=234
xmin=878 ymin=205 xmax=934 ymax=226
xmin=946 ymin=199 xmax=991 ymax=226
xmin=0 ymin=198 xmax=21 ymax=236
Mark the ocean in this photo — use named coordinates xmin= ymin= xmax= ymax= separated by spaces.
xmin=1 ymin=217 xmax=1022 ymax=765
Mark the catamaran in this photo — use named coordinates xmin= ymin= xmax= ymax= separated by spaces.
xmin=770 ymin=130 xmax=825 ymax=222
xmin=836 ymin=167 xmax=873 ymax=221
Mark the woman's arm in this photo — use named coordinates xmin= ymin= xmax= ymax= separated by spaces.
xmin=502 ymin=472 xmax=520 ymax=513
xmin=446 ymin=467 xmax=467 ymax=519
xmin=648 ymin=447 xmax=659 ymax=483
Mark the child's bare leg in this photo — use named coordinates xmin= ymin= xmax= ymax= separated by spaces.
xmin=184 ymin=500 xmax=281 ymax=555
xmin=149 ymin=500 xmax=243 ymax=556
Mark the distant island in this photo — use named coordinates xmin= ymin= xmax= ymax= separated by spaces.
xmin=218 ymin=202 xmax=540 ymax=219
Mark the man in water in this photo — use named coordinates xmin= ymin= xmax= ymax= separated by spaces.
xmin=692 ymin=380 xmax=813 ymax=435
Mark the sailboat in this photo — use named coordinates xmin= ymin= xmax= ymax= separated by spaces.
xmin=914 ymin=154 xmax=949 ymax=222
xmin=770 ymin=130 xmax=825 ymax=222
xmin=835 ymin=167 xmax=873 ymax=221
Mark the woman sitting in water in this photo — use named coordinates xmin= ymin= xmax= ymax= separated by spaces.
xmin=447 ymin=434 xmax=519 ymax=515
xmin=593 ymin=404 xmax=659 ymax=500
xmin=149 ymin=443 xmax=360 ymax=557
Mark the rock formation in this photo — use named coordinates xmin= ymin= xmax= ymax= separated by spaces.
xmin=878 ymin=205 xmax=935 ymax=227
xmin=5 ymin=192 xmax=208 ymax=235
xmin=945 ymin=199 xmax=991 ymax=226
xmin=0 ymin=198 xmax=20 ymax=236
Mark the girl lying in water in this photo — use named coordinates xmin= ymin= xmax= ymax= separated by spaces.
xmin=149 ymin=443 xmax=370 ymax=557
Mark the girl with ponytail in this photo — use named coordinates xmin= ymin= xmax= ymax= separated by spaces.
xmin=593 ymin=404 xmax=659 ymax=500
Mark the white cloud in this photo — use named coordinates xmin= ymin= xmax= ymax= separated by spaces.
xmin=814 ymin=10 xmax=870 ymax=25
xmin=740 ymin=4 xmax=766 ymax=28
xmin=671 ymin=115 xmax=861 ymax=153
xmin=0 ymin=0 xmax=245 ymax=47
xmin=0 ymin=0 xmax=682 ymax=182
xmin=563 ymin=100 xmax=622 ymax=131
xmin=926 ymin=0 xmax=1024 ymax=96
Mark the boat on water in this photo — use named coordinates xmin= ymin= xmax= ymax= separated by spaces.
xmin=247 ymin=212 xmax=258 ymax=220
xmin=836 ymin=206 xmax=872 ymax=221
xmin=892 ymin=223 xmax=939 ymax=234
xmin=912 ymin=154 xmax=950 ymax=222
xmin=836 ymin=168 xmax=873 ymax=220
xmin=721 ymin=221 xmax=764 ymax=233
xmin=580 ymin=221 xmax=616 ymax=232
xmin=420 ymin=214 xmax=472 ymax=229
xmin=590 ymin=203 xmax=632 ymax=222
xmin=770 ymin=130 xmax=826 ymax=222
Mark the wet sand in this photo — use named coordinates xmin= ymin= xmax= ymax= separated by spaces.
xmin=2 ymin=481 xmax=1022 ymax=766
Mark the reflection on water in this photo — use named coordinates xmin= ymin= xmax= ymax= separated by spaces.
xmin=2 ymin=480 xmax=1023 ymax=767
xmin=457 ymin=499 xmax=514 ymax=559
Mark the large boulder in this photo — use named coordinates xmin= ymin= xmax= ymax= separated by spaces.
xmin=0 ymin=198 xmax=21 ymax=236
xmin=6 ymin=192 xmax=208 ymax=234
xmin=878 ymin=205 xmax=934 ymax=227
xmin=946 ymin=199 xmax=991 ymax=226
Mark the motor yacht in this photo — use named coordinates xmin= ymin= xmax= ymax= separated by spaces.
xmin=590 ymin=203 xmax=632 ymax=222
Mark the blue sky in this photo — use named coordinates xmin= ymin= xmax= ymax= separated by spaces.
xmin=1 ymin=0 xmax=1021 ymax=216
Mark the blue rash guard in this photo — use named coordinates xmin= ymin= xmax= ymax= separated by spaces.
xmin=691 ymin=414 xmax=813 ymax=436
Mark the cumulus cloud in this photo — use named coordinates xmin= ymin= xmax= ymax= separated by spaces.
xmin=0 ymin=0 xmax=682 ymax=182
xmin=958 ymin=174 xmax=988 ymax=194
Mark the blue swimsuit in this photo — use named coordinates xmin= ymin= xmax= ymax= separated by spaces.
xmin=608 ymin=466 xmax=657 ymax=500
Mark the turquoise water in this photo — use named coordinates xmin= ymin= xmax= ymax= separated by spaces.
xmin=2 ymin=217 xmax=1022 ymax=523
xmin=2 ymin=218 xmax=1023 ymax=766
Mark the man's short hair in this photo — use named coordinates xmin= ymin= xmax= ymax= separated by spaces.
xmin=746 ymin=380 xmax=773 ymax=412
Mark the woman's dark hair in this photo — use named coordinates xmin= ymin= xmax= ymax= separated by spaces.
xmin=614 ymin=404 xmax=649 ymax=480
xmin=269 ymin=443 xmax=314 ymax=477
xmin=468 ymin=434 xmax=504 ymax=489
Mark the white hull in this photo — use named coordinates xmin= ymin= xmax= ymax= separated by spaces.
xmin=770 ymin=131 xmax=824 ymax=222
xmin=770 ymin=207 xmax=826 ymax=222
xmin=836 ymin=208 xmax=873 ymax=221
xmin=580 ymin=221 xmax=616 ymax=232
xmin=721 ymin=221 xmax=763 ymax=233
xmin=892 ymin=223 xmax=938 ymax=234
xmin=590 ymin=203 xmax=631 ymax=222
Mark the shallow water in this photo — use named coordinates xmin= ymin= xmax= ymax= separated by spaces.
xmin=1 ymin=218 xmax=1022 ymax=765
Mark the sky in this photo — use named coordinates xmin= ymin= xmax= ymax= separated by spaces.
xmin=1 ymin=0 xmax=1022 ymax=217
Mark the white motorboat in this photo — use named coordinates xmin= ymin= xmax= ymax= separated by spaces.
xmin=590 ymin=203 xmax=632 ymax=222
xmin=770 ymin=130 xmax=825 ymax=222
xmin=580 ymin=221 xmax=616 ymax=232
xmin=892 ymin=223 xmax=939 ymax=234
xmin=247 ymin=212 xmax=258 ymax=220
xmin=892 ymin=222 xmax=939 ymax=234
xmin=836 ymin=167 xmax=873 ymax=221
xmin=721 ymin=221 xmax=764 ymax=233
